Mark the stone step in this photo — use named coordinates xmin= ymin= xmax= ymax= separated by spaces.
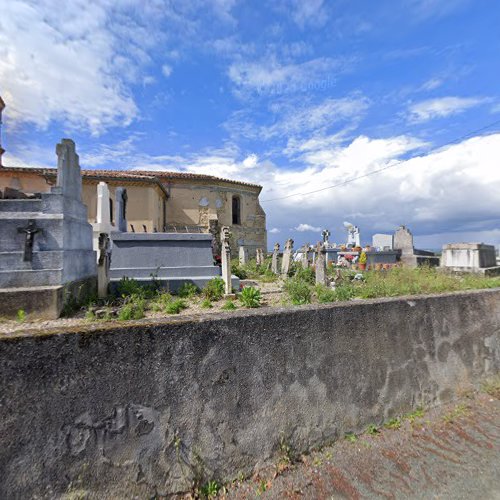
xmin=109 ymin=266 xmax=221 ymax=279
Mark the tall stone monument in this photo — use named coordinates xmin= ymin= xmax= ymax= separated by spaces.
xmin=0 ymin=139 xmax=96 ymax=319
xmin=281 ymin=238 xmax=294 ymax=277
xmin=301 ymin=244 xmax=310 ymax=269
xmin=272 ymin=243 xmax=280 ymax=274
xmin=315 ymin=241 xmax=328 ymax=285
xmin=394 ymin=225 xmax=440 ymax=268
xmin=221 ymin=226 xmax=233 ymax=295
xmin=239 ymin=246 xmax=248 ymax=266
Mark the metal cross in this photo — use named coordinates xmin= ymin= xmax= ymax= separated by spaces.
xmin=17 ymin=220 xmax=42 ymax=262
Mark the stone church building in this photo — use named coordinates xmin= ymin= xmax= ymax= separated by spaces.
xmin=0 ymin=100 xmax=267 ymax=254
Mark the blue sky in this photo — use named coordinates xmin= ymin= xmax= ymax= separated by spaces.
xmin=1 ymin=0 xmax=500 ymax=249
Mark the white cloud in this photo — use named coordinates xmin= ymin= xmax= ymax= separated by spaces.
xmin=269 ymin=228 xmax=281 ymax=234
xmin=228 ymin=56 xmax=350 ymax=95
xmin=408 ymin=0 xmax=471 ymax=19
xmin=290 ymin=0 xmax=328 ymax=28
xmin=162 ymin=64 xmax=173 ymax=78
xmin=294 ymin=224 xmax=322 ymax=232
xmin=408 ymin=96 xmax=487 ymax=123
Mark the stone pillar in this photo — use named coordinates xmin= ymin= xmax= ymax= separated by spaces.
xmin=315 ymin=241 xmax=328 ymax=285
xmin=115 ymin=187 xmax=128 ymax=232
xmin=272 ymin=243 xmax=280 ymax=274
xmin=97 ymin=233 xmax=111 ymax=298
xmin=96 ymin=182 xmax=111 ymax=228
xmin=239 ymin=246 xmax=248 ymax=266
xmin=221 ymin=226 xmax=233 ymax=296
xmin=281 ymin=238 xmax=294 ymax=277
xmin=301 ymin=244 xmax=310 ymax=268
xmin=55 ymin=139 xmax=82 ymax=201
xmin=256 ymin=248 xmax=265 ymax=266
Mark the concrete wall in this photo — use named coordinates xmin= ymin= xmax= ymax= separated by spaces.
xmin=1 ymin=289 xmax=499 ymax=498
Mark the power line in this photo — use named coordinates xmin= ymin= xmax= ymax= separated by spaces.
xmin=260 ymin=118 xmax=500 ymax=203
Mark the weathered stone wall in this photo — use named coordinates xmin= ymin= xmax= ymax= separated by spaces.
xmin=1 ymin=289 xmax=499 ymax=498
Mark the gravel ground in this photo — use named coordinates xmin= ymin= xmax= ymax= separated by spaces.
xmin=222 ymin=389 xmax=500 ymax=500
xmin=0 ymin=281 xmax=284 ymax=336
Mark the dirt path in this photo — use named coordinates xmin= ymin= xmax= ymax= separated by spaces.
xmin=225 ymin=390 xmax=500 ymax=499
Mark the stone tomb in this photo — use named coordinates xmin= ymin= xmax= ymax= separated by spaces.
xmin=109 ymin=233 xmax=239 ymax=293
xmin=0 ymin=139 xmax=96 ymax=319
xmin=441 ymin=243 xmax=500 ymax=276
xmin=394 ymin=225 xmax=439 ymax=268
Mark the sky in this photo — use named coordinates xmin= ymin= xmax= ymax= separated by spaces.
xmin=1 ymin=0 xmax=500 ymax=250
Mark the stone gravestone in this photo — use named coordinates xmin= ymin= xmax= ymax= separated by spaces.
xmin=221 ymin=226 xmax=233 ymax=295
xmin=256 ymin=248 xmax=265 ymax=266
xmin=301 ymin=244 xmax=310 ymax=269
xmin=272 ymin=243 xmax=280 ymax=274
xmin=281 ymin=238 xmax=294 ymax=277
xmin=97 ymin=233 xmax=111 ymax=298
xmin=96 ymin=182 xmax=111 ymax=228
xmin=239 ymin=246 xmax=248 ymax=266
xmin=0 ymin=138 xmax=96 ymax=319
xmin=394 ymin=225 xmax=414 ymax=254
xmin=55 ymin=139 xmax=82 ymax=201
xmin=315 ymin=241 xmax=328 ymax=285
xmin=115 ymin=187 xmax=128 ymax=232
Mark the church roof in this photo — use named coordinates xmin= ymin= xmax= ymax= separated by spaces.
xmin=0 ymin=165 xmax=262 ymax=191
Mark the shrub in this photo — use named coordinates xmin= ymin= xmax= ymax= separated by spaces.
xmin=284 ymin=278 xmax=312 ymax=305
xmin=239 ymin=286 xmax=261 ymax=308
xmin=16 ymin=309 xmax=27 ymax=323
xmin=118 ymin=294 xmax=145 ymax=320
xmin=231 ymin=260 xmax=248 ymax=279
xmin=334 ymin=284 xmax=355 ymax=301
xmin=201 ymin=298 xmax=213 ymax=309
xmin=292 ymin=265 xmax=315 ymax=284
xmin=177 ymin=282 xmax=199 ymax=298
xmin=203 ymin=277 xmax=225 ymax=301
xmin=315 ymin=284 xmax=336 ymax=303
xmin=150 ymin=292 xmax=173 ymax=312
xmin=116 ymin=276 xmax=144 ymax=297
xmin=165 ymin=298 xmax=187 ymax=315
xmin=221 ymin=299 xmax=237 ymax=311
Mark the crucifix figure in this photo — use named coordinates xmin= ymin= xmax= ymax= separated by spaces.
xmin=17 ymin=220 xmax=42 ymax=262
xmin=322 ymin=229 xmax=331 ymax=244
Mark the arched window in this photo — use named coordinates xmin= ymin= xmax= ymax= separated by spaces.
xmin=232 ymin=195 xmax=241 ymax=225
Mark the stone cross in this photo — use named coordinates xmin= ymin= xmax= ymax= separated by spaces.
xmin=115 ymin=187 xmax=128 ymax=232
xmin=55 ymin=139 xmax=82 ymax=201
xmin=315 ymin=241 xmax=328 ymax=285
xmin=239 ymin=246 xmax=248 ymax=266
xmin=322 ymin=229 xmax=331 ymax=244
xmin=97 ymin=233 xmax=111 ymax=298
xmin=281 ymin=238 xmax=294 ymax=277
xmin=272 ymin=243 xmax=280 ymax=274
xmin=220 ymin=226 xmax=233 ymax=295
xmin=96 ymin=182 xmax=111 ymax=228
xmin=301 ymin=244 xmax=310 ymax=269
xmin=17 ymin=220 xmax=43 ymax=262
xmin=256 ymin=248 xmax=265 ymax=266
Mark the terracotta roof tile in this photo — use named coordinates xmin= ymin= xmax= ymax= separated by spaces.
xmin=0 ymin=166 xmax=262 ymax=189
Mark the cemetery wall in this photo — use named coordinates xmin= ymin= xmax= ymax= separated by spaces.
xmin=1 ymin=289 xmax=499 ymax=497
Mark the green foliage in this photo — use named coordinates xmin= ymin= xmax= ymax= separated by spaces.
xmin=16 ymin=309 xmax=26 ymax=323
xmin=315 ymin=284 xmax=336 ymax=303
xmin=150 ymin=292 xmax=173 ymax=312
xmin=344 ymin=433 xmax=357 ymax=443
xmin=366 ymin=424 xmax=379 ymax=435
xmin=118 ymin=294 xmax=145 ymax=321
xmin=481 ymin=375 xmax=500 ymax=398
xmin=359 ymin=251 xmax=367 ymax=264
xmin=116 ymin=276 xmax=143 ymax=297
xmin=384 ymin=417 xmax=402 ymax=430
xmin=231 ymin=260 xmax=248 ymax=279
xmin=164 ymin=298 xmax=187 ymax=315
xmin=85 ymin=308 xmax=96 ymax=321
xmin=201 ymin=298 xmax=213 ymax=309
xmin=260 ymin=269 xmax=279 ymax=283
xmin=403 ymin=406 xmax=425 ymax=424
xmin=177 ymin=282 xmax=199 ymax=298
xmin=442 ymin=403 xmax=470 ymax=424
xmin=239 ymin=286 xmax=261 ymax=308
xmin=200 ymin=480 xmax=220 ymax=499
xmin=334 ymin=284 xmax=355 ymax=301
xmin=221 ymin=300 xmax=237 ymax=311
xmin=293 ymin=265 xmax=315 ymax=284
xmin=203 ymin=277 xmax=225 ymax=301
xmin=284 ymin=278 xmax=312 ymax=305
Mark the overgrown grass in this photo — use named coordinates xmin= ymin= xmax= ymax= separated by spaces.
xmin=239 ymin=286 xmax=261 ymax=308
xmin=118 ymin=294 xmax=146 ymax=321
xmin=203 ymin=277 xmax=225 ymax=301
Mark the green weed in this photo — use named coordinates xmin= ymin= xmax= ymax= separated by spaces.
xmin=284 ymin=278 xmax=312 ymax=305
xmin=221 ymin=300 xmax=237 ymax=311
xmin=164 ymin=299 xmax=187 ymax=315
xmin=16 ymin=309 xmax=26 ymax=323
xmin=344 ymin=433 xmax=357 ymax=443
xmin=177 ymin=282 xmax=199 ymax=299
xmin=384 ymin=417 xmax=402 ymax=430
xmin=201 ymin=298 xmax=213 ymax=309
xmin=203 ymin=277 xmax=225 ymax=301
xmin=239 ymin=286 xmax=261 ymax=308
